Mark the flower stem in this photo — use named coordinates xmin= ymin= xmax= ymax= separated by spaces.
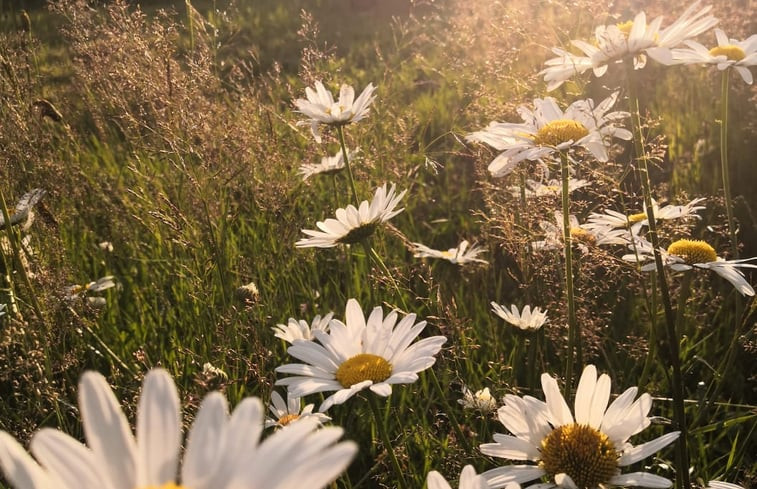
xmin=719 ymin=69 xmax=738 ymax=259
xmin=559 ymin=152 xmax=580 ymax=390
xmin=368 ymin=394 xmax=409 ymax=488
xmin=336 ymin=125 xmax=360 ymax=207
xmin=626 ymin=79 xmax=690 ymax=489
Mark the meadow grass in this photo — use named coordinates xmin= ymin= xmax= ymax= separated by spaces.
xmin=0 ymin=0 xmax=755 ymax=488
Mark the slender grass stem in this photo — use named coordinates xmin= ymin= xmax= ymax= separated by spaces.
xmin=365 ymin=243 xmax=409 ymax=311
xmin=559 ymin=152 xmax=579 ymax=389
xmin=337 ymin=125 xmax=360 ymax=207
xmin=368 ymin=394 xmax=409 ymax=489
xmin=719 ymin=69 xmax=738 ymax=259
xmin=627 ymin=77 xmax=690 ymax=489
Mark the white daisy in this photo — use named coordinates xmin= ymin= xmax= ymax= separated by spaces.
xmin=265 ymin=391 xmax=331 ymax=429
xmin=507 ymin=178 xmax=591 ymax=200
xmin=531 ymin=211 xmax=632 ymax=253
xmin=0 ymin=368 xmax=357 ymax=489
xmin=275 ymin=298 xmax=447 ymax=412
xmin=427 ymin=465 xmax=495 ymax=489
xmin=65 ymin=276 xmax=117 ymax=303
xmin=295 ymin=183 xmax=406 ymax=248
xmin=622 ymin=238 xmax=757 ymax=296
xmin=272 ymin=312 xmax=334 ymax=344
xmin=299 ymin=148 xmax=359 ymax=181
xmin=459 ymin=386 xmax=498 ymax=413
xmin=467 ymin=92 xmax=631 ymax=178
xmin=586 ymin=198 xmax=706 ymax=234
xmin=490 ymin=303 xmax=548 ymax=331
xmin=412 ymin=240 xmax=488 ymax=265
xmin=541 ymin=2 xmax=718 ymax=90
xmin=480 ymin=365 xmax=680 ymax=489
xmin=295 ymin=80 xmax=376 ymax=143
xmin=673 ymin=29 xmax=757 ymax=84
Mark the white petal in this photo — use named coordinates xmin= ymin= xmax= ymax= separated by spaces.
xmin=610 ymin=472 xmax=674 ymax=488
xmin=30 ymin=429 xmax=109 ymax=489
xmin=542 ymin=373 xmax=573 ymax=426
xmin=0 ymin=431 xmax=57 ymax=489
xmin=182 ymin=392 xmax=229 ymax=489
xmin=618 ymin=431 xmax=680 ymax=466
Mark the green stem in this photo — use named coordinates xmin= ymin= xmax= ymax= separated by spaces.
xmin=627 ymin=77 xmax=690 ymax=489
xmin=559 ymin=152 xmax=579 ymax=390
xmin=429 ymin=368 xmax=473 ymax=455
xmin=336 ymin=125 xmax=360 ymax=207
xmin=367 ymin=395 xmax=409 ymax=488
xmin=719 ymin=69 xmax=738 ymax=259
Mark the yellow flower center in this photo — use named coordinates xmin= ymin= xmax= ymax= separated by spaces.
xmin=540 ymin=423 xmax=619 ymax=488
xmin=628 ymin=212 xmax=647 ymax=223
xmin=337 ymin=222 xmax=378 ymax=245
xmin=141 ymin=484 xmax=187 ymax=489
xmin=570 ymin=227 xmax=596 ymax=246
xmin=335 ymin=353 xmax=392 ymax=388
xmin=667 ymin=239 xmax=717 ymax=264
xmin=709 ymin=44 xmax=746 ymax=61
xmin=543 ymin=185 xmax=560 ymax=192
xmin=616 ymin=20 xmax=635 ymax=36
xmin=534 ymin=120 xmax=589 ymax=147
xmin=277 ymin=413 xmax=300 ymax=426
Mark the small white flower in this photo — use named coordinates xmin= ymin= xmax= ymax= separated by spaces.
xmin=295 ymin=81 xmax=376 ymax=143
xmin=586 ymin=198 xmax=706 ymax=235
xmin=202 ymin=362 xmax=228 ymax=380
xmin=296 ymin=183 xmax=406 ymax=248
xmin=673 ymin=29 xmax=757 ymax=84
xmin=65 ymin=276 xmax=117 ymax=302
xmin=413 ymin=240 xmax=488 ymax=265
xmin=299 ymin=148 xmax=359 ymax=181
xmin=459 ymin=386 xmax=498 ymax=413
xmin=427 ymin=465 xmax=495 ymax=489
xmin=532 ymin=211 xmax=632 ymax=253
xmin=0 ymin=368 xmax=357 ymax=489
xmin=490 ymin=303 xmax=548 ymax=331
xmin=265 ymin=391 xmax=331 ymax=429
xmin=541 ymin=2 xmax=718 ymax=90
xmin=276 ymin=298 xmax=447 ymax=412
xmin=467 ymin=93 xmax=631 ymax=178
xmin=272 ymin=312 xmax=334 ymax=344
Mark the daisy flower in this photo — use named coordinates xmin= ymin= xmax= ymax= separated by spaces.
xmin=480 ymin=365 xmax=680 ymax=489
xmin=467 ymin=92 xmax=631 ymax=178
xmin=295 ymin=80 xmax=376 ymax=143
xmin=65 ymin=276 xmax=118 ymax=307
xmin=507 ymin=178 xmax=591 ymax=200
xmin=275 ymin=298 xmax=447 ymax=412
xmin=586 ymin=198 xmax=706 ymax=234
xmin=412 ymin=240 xmax=488 ymax=265
xmin=295 ymin=183 xmax=406 ymax=248
xmin=299 ymin=148 xmax=359 ymax=181
xmin=459 ymin=386 xmax=498 ymax=413
xmin=541 ymin=2 xmax=718 ymax=90
xmin=622 ymin=237 xmax=757 ymax=296
xmin=0 ymin=368 xmax=357 ymax=489
xmin=273 ymin=312 xmax=334 ymax=344
xmin=0 ymin=188 xmax=46 ymax=231
xmin=490 ymin=304 xmax=548 ymax=331
xmin=673 ymin=29 xmax=757 ymax=84
xmin=428 ymin=465 xmax=495 ymax=489
xmin=265 ymin=390 xmax=331 ymax=429
xmin=532 ymin=211 xmax=632 ymax=252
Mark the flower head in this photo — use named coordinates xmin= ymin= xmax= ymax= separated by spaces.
xmin=296 ymin=184 xmax=406 ymax=248
xmin=459 ymin=386 xmax=498 ymax=413
xmin=265 ymin=390 xmax=331 ymax=429
xmin=0 ymin=368 xmax=357 ymax=489
xmin=622 ymin=237 xmax=757 ymax=296
xmin=673 ymin=29 xmax=757 ymax=84
xmin=467 ymin=93 xmax=631 ymax=177
xmin=586 ymin=198 xmax=706 ymax=235
xmin=480 ymin=365 xmax=680 ymax=489
xmin=276 ymin=298 xmax=447 ymax=412
xmin=541 ymin=2 xmax=718 ymax=90
xmin=300 ymin=148 xmax=359 ymax=181
xmin=532 ymin=212 xmax=632 ymax=253
xmin=413 ymin=240 xmax=488 ymax=265
xmin=295 ymin=81 xmax=376 ymax=143
xmin=428 ymin=465 xmax=494 ymax=489
xmin=273 ymin=312 xmax=334 ymax=344
xmin=490 ymin=303 xmax=548 ymax=331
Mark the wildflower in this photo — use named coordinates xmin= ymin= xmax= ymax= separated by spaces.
xmin=276 ymin=298 xmax=447 ymax=412
xmin=541 ymin=2 xmax=718 ymax=90
xmin=586 ymin=198 xmax=706 ymax=234
xmin=467 ymin=93 xmax=631 ymax=178
xmin=300 ymin=148 xmax=359 ymax=181
xmin=673 ymin=29 xmax=757 ymax=84
xmin=532 ymin=211 xmax=632 ymax=252
xmin=490 ymin=304 xmax=548 ymax=331
xmin=265 ymin=391 xmax=331 ymax=429
xmin=65 ymin=276 xmax=117 ymax=302
xmin=0 ymin=188 xmax=46 ymax=231
xmin=412 ymin=240 xmax=488 ymax=265
xmin=295 ymin=80 xmax=376 ymax=143
xmin=622 ymin=238 xmax=757 ymax=296
xmin=295 ymin=183 xmax=406 ymax=248
xmin=480 ymin=365 xmax=680 ymax=489
xmin=235 ymin=281 xmax=260 ymax=302
xmin=428 ymin=465 xmax=494 ymax=489
xmin=507 ymin=178 xmax=590 ymax=200
xmin=459 ymin=386 xmax=498 ymax=413
xmin=0 ymin=368 xmax=357 ymax=489
xmin=272 ymin=312 xmax=334 ymax=344
xmin=202 ymin=362 xmax=228 ymax=380
xmin=98 ymin=241 xmax=114 ymax=252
